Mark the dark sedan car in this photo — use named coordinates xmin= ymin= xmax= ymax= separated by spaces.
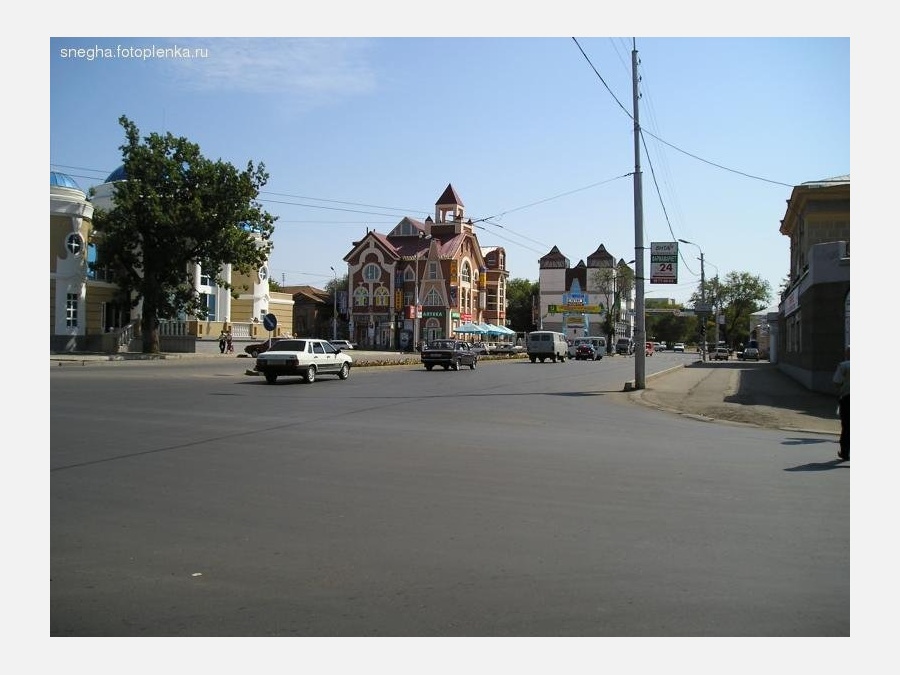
xmin=244 ymin=338 xmax=279 ymax=358
xmin=420 ymin=339 xmax=478 ymax=371
xmin=574 ymin=343 xmax=599 ymax=361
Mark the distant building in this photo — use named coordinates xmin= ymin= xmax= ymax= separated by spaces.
xmin=536 ymin=244 xmax=634 ymax=342
xmin=342 ymin=184 xmax=509 ymax=350
xmin=777 ymin=175 xmax=849 ymax=392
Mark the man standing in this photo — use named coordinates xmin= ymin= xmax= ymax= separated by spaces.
xmin=833 ymin=346 xmax=850 ymax=461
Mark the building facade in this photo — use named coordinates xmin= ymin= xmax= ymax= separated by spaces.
xmin=536 ymin=243 xmax=634 ymax=343
xmin=777 ymin=175 xmax=850 ymax=392
xmin=342 ymin=184 xmax=509 ymax=350
xmin=50 ymin=169 xmax=292 ymax=352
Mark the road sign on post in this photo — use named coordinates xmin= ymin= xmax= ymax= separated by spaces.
xmin=650 ymin=242 xmax=678 ymax=284
xmin=263 ymin=313 xmax=277 ymax=332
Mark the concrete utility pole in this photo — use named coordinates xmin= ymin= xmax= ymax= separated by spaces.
xmin=678 ymin=238 xmax=706 ymax=361
xmin=632 ymin=40 xmax=646 ymax=389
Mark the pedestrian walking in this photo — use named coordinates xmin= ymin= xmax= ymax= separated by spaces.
xmin=226 ymin=332 xmax=234 ymax=354
xmin=218 ymin=330 xmax=227 ymax=354
xmin=833 ymin=346 xmax=850 ymax=461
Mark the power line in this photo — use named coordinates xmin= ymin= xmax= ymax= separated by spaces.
xmin=571 ymin=38 xmax=796 ymax=189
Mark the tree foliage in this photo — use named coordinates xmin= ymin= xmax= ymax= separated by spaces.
xmin=91 ymin=116 xmax=277 ymax=353
xmin=689 ymin=271 xmax=771 ymax=347
xmin=506 ymin=278 xmax=539 ymax=332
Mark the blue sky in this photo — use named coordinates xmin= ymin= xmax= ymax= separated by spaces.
xmin=49 ymin=34 xmax=849 ymax=308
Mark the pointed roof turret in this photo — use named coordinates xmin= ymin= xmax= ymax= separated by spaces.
xmin=435 ymin=183 xmax=464 ymax=207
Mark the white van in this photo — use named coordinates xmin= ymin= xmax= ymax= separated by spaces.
xmin=526 ymin=331 xmax=569 ymax=363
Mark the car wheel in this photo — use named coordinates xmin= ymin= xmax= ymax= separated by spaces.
xmin=338 ymin=363 xmax=350 ymax=380
xmin=264 ymin=372 xmax=277 ymax=384
xmin=425 ymin=364 xmax=434 ymax=371
xmin=452 ymin=359 xmax=461 ymax=371
xmin=470 ymin=359 xmax=477 ymax=370
xmin=530 ymin=356 xmax=536 ymax=363
xmin=249 ymin=349 xmax=259 ymax=358
xmin=304 ymin=365 xmax=317 ymax=383
xmin=551 ymin=354 xmax=557 ymax=363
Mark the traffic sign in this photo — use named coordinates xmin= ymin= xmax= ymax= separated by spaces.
xmin=263 ymin=313 xmax=277 ymax=331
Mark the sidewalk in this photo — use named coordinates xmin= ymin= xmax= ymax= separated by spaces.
xmin=630 ymin=360 xmax=840 ymax=435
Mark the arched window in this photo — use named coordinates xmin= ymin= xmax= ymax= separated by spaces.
xmin=353 ymin=287 xmax=369 ymax=306
xmin=374 ymin=286 xmax=390 ymax=307
xmin=461 ymin=262 xmax=472 ymax=284
xmin=363 ymin=263 xmax=380 ymax=281
xmin=425 ymin=288 xmax=443 ymax=306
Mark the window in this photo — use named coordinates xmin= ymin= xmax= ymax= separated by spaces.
xmin=354 ymin=287 xmax=369 ymax=306
xmin=374 ymin=287 xmax=390 ymax=307
xmin=363 ymin=263 xmax=380 ymax=281
xmin=201 ymin=292 xmax=216 ymax=319
xmin=461 ymin=262 xmax=472 ymax=284
xmin=66 ymin=293 xmax=79 ymax=328
xmin=65 ymin=232 xmax=84 ymax=256
xmin=312 ymin=341 xmax=326 ymax=355
xmin=200 ymin=270 xmax=214 ymax=287
xmin=425 ymin=288 xmax=443 ymax=306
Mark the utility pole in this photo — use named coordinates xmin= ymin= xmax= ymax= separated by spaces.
xmin=632 ymin=40 xmax=646 ymax=389
xmin=330 ymin=266 xmax=338 ymax=341
xmin=679 ymin=238 xmax=707 ymax=361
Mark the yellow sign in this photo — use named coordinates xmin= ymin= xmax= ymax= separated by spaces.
xmin=548 ymin=304 xmax=603 ymax=314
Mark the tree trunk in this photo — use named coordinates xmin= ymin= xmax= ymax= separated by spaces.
xmin=141 ymin=312 xmax=161 ymax=354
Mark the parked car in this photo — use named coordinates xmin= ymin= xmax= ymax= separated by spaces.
xmin=254 ymin=338 xmax=353 ymax=384
xmin=421 ymin=339 xmax=478 ymax=371
xmin=470 ymin=343 xmax=493 ymax=356
xmin=673 ymin=342 xmax=685 ymax=353
xmin=714 ymin=346 xmax=729 ymax=360
xmin=329 ymin=339 xmax=355 ymax=351
xmin=493 ymin=343 xmax=525 ymax=355
xmin=615 ymin=338 xmax=634 ymax=355
xmin=741 ymin=346 xmax=760 ymax=361
xmin=244 ymin=338 xmax=280 ymax=358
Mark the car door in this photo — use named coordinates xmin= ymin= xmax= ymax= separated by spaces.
xmin=312 ymin=340 xmax=336 ymax=373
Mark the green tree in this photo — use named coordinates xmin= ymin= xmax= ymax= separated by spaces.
xmin=690 ymin=271 xmax=771 ymax=347
xmin=592 ymin=262 xmax=634 ymax=352
xmin=92 ymin=116 xmax=277 ymax=353
xmin=506 ymin=278 xmax=539 ymax=332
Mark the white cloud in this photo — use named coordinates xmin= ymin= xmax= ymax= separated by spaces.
xmin=164 ymin=38 xmax=377 ymax=99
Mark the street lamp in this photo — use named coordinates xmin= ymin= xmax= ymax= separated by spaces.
xmin=413 ymin=232 xmax=432 ymax=349
xmin=330 ymin=266 xmax=338 ymax=341
xmin=678 ymin=239 xmax=707 ymax=361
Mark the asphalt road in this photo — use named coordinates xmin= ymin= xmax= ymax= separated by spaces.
xmin=50 ymin=354 xmax=848 ymax=636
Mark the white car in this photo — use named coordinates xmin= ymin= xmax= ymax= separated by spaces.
xmin=329 ymin=339 xmax=355 ymax=351
xmin=470 ymin=342 xmax=497 ymax=355
xmin=673 ymin=342 xmax=685 ymax=353
xmin=255 ymin=338 xmax=353 ymax=384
